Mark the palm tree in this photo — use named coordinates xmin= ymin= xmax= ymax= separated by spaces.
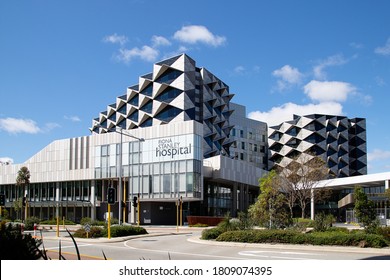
xmin=16 ymin=166 xmax=30 ymax=221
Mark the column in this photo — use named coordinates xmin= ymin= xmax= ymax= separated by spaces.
xmin=310 ymin=189 xmax=315 ymax=220
xmin=90 ymin=180 xmax=96 ymax=220
xmin=55 ymin=182 xmax=60 ymax=219
xmin=232 ymin=183 xmax=238 ymax=217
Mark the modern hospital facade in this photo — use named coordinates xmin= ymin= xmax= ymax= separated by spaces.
xmin=0 ymin=54 xmax=388 ymax=225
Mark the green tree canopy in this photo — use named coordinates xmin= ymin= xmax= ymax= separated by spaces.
xmin=249 ymin=170 xmax=290 ymax=228
xmin=354 ymin=186 xmax=378 ymax=233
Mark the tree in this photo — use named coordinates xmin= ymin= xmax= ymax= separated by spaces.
xmin=249 ymin=170 xmax=290 ymax=228
xmin=16 ymin=166 xmax=30 ymax=221
xmin=277 ymin=153 xmax=329 ymax=218
xmin=354 ymin=186 xmax=378 ymax=233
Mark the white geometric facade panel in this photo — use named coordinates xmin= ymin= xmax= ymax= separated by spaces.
xmin=268 ymin=114 xmax=367 ymax=178
xmin=91 ymin=54 xmax=235 ymax=158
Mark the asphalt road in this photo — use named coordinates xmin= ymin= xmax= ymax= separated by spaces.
xmin=36 ymin=227 xmax=390 ymax=260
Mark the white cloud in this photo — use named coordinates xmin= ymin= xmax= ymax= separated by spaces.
xmin=64 ymin=115 xmax=81 ymax=122
xmin=43 ymin=122 xmax=61 ymax=132
xmin=151 ymin=35 xmax=171 ymax=47
xmin=350 ymin=42 xmax=364 ymax=49
xmin=103 ymin=33 xmax=128 ymax=45
xmin=248 ymin=101 xmax=343 ymax=126
xmin=273 ymin=65 xmax=303 ymax=84
xmin=375 ymin=38 xmax=390 ymax=56
xmin=313 ymin=54 xmax=348 ymax=80
xmin=367 ymin=149 xmax=390 ymax=162
xmin=234 ymin=65 xmax=246 ymax=75
xmin=0 ymin=118 xmax=41 ymax=134
xmin=272 ymin=65 xmax=303 ymax=91
xmin=0 ymin=157 xmax=13 ymax=165
xmin=116 ymin=46 xmax=159 ymax=63
xmin=173 ymin=25 xmax=226 ymax=47
xmin=303 ymin=80 xmax=356 ymax=102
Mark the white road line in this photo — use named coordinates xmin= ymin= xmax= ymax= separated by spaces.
xmin=238 ymin=250 xmax=323 ymax=260
xmin=44 ymin=244 xmax=92 ymax=250
xmin=124 ymin=240 xmax=251 ymax=260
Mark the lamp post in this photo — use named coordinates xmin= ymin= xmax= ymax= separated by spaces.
xmin=90 ymin=124 xmax=144 ymax=225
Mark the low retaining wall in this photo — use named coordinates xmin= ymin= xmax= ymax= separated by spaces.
xmin=187 ymin=216 xmax=225 ymax=226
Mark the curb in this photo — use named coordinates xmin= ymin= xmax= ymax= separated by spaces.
xmin=39 ymin=231 xmax=188 ymax=243
xmin=187 ymin=235 xmax=390 ymax=255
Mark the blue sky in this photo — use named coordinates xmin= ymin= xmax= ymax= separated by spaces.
xmin=0 ymin=0 xmax=389 ymax=173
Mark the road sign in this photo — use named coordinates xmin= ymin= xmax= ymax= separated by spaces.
xmin=84 ymin=223 xmax=91 ymax=233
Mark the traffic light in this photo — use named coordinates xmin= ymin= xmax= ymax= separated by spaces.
xmin=0 ymin=194 xmax=5 ymax=206
xmin=107 ymin=187 xmax=116 ymax=204
xmin=132 ymin=196 xmax=138 ymax=207
xmin=22 ymin=196 xmax=27 ymax=207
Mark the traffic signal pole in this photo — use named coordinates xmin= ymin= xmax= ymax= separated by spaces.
xmin=137 ymin=194 xmax=140 ymax=226
xmin=107 ymin=204 xmax=111 ymax=239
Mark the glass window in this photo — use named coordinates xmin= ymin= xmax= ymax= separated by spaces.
xmin=186 ymin=173 xmax=193 ymax=193
xmin=164 ymin=162 xmax=171 ymax=174
xmin=142 ymin=176 xmax=149 ymax=194
xmin=102 ymin=145 xmax=108 ymax=156
xmin=155 ymin=68 xmax=182 ymax=84
xmin=153 ymin=175 xmax=160 ymax=194
xmin=132 ymin=152 xmax=139 ymax=164
xmin=129 ymin=95 xmax=138 ymax=106
xmin=163 ymin=174 xmax=170 ymax=194
xmin=132 ymin=177 xmax=139 ymax=194
xmin=140 ymin=83 xmax=153 ymax=97
xmin=155 ymin=106 xmax=182 ymax=122
xmin=128 ymin=110 xmax=138 ymax=122
xmin=143 ymin=163 xmax=149 ymax=175
xmin=179 ymin=160 xmax=186 ymax=173
xmin=179 ymin=173 xmax=186 ymax=192
xmin=140 ymin=100 xmax=153 ymax=113
xmin=153 ymin=163 xmax=160 ymax=174
xmin=155 ymin=87 xmax=182 ymax=103
xmin=186 ymin=160 xmax=193 ymax=172
xmin=132 ymin=164 xmax=139 ymax=176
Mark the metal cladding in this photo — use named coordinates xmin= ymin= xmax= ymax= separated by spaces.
xmin=268 ymin=114 xmax=367 ymax=177
xmin=91 ymin=54 xmax=234 ymax=158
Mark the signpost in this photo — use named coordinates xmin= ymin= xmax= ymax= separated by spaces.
xmin=84 ymin=223 xmax=91 ymax=238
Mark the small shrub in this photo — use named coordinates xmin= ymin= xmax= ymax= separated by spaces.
xmin=376 ymin=227 xmax=390 ymax=242
xmin=40 ymin=219 xmax=76 ymax=225
xmin=189 ymin=223 xmax=209 ymax=227
xmin=80 ymin=217 xmax=92 ymax=226
xmin=24 ymin=216 xmax=40 ymax=230
xmin=73 ymin=226 xmax=104 ymax=238
xmin=326 ymin=227 xmax=350 ymax=234
xmin=108 ymin=225 xmax=147 ymax=238
xmin=201 ymin=227 xmax=224 ymax=240
xmin=215 ymin=229 xmax=389 ymax=248
xmin=313 ymin=213 xmax=334 ymax=232
xmin=217 ymin=213 xmax=241 ymax=232
xmin=237 ymin=211 xmax=254 ymax=230
xmin=290 ymin=218 xmax=315 ymax=231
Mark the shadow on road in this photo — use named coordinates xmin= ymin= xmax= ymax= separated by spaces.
xmin=360 ymin=255 xmax=390 ymax=260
